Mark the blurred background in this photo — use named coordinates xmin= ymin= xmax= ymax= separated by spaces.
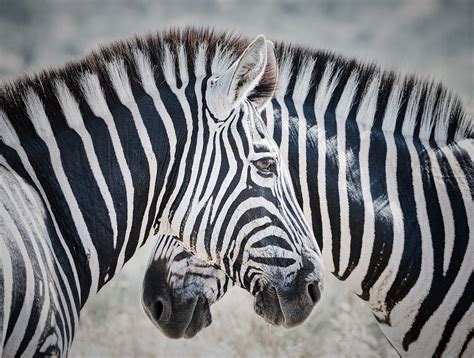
xmin=0 ymin=0 xmax=472 ymax=356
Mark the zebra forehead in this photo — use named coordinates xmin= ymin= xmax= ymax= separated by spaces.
xmin=0 ymin=26 xmax=471 ymax=142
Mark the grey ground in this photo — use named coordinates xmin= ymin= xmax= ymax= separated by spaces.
xmin=0 ymin=0 xmax=472 ymax=356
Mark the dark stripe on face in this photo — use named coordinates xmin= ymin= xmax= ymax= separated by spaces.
xmin=222 ymin=200 xmax=296 ymax=277
xmin=243 ymin=267 xmax=262 ymax=291
xmin=204 ymin=133 xmax=227 ymax=259
xmin=198 ymin=135 xmax=217 ymax=202
xmin=229 ymin=218 xmax=292 ymax=278
xmin=190 ymin=203 xmax=208 ymax=254
xmin=275 ymin=178 xmax=308 ymax=250
xmin=272 ymin=176 xmax=308 ymax=248
xmin=250 ymin=233 xmax=293 ymax=251
xmin=186 ymin=82 xmax=213 ymax=252
xmin=210 ymin=113 xmax=248 ymax=252
xmin=226 ymin=223 xmax=266 ymax=280
xmin=249 ymin=256 xmax=297 ymax=268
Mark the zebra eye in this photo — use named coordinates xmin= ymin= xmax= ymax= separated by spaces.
xmin=253 ymin=157 xmax=277 ymax=175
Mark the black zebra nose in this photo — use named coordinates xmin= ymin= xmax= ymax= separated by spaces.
xmin=307 ymin=281 xmax=321 ymax=305
xmin=253 ymin=248 xmax=324 ymax=328
xmin=152 ymin=299 xmax=164 ymax=321
xmin=143 ymin=270 xmax=213 ymax=339
xmin=150 ymin=296 xmax=171 ymax=323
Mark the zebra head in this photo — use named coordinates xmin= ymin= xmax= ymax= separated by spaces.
xmin=146 ymin=36 xmax=323 ymax=337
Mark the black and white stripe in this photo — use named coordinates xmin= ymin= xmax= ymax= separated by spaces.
xmin=149 ymin=36 xmax=473 ymax=356
xmin=0 ymin=29 xmax=323 ymax=356
xmin=147 ymin=236 xmax=230 ymax=305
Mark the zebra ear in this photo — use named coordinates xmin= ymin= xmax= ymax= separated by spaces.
xmin=208 ymin=35 xmax=269 ymax=117
xmin=249 ymin=40 xmax=278 ymax=112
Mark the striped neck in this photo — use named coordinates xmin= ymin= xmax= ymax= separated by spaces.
xmin=0 ymin=58 xmax=187 ymax=304
xmin=264 ymin=49 xmax=472 ymax=352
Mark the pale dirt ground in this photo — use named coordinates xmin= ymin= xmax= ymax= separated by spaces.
xmin=0 ymin=0 xmax=472 ymax=357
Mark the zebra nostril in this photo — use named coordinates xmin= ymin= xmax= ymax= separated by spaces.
xmin=307 ymin=282 xmax=321 ymax=305
xmin=152 ymin=299 xmax=165 ymax=321
xmin=252 ymin=279 xmax=262 ymax=295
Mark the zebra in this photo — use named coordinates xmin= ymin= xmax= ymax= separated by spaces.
xmin=142 ymin=34 xmax=473 ymax=356
xmin=0 ymin=28 xmax=325 ymax=356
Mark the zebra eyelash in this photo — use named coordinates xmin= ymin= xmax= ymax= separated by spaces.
xmin=252 ymin=156 xmax=277 ymax=176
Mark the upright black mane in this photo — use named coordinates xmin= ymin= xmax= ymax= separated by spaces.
xmin=1 ymin=26 xmax=471 ymax=142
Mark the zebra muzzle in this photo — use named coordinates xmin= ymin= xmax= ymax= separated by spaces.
xmin=253 ymin=269 xmax=322 ymax=328
xmin=144 ymin=290 xmax=212 ymax=339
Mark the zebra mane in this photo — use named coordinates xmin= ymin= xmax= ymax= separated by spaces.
xmin=0 ymin=27 xmax=471 ymax=142
xmin=273 ymin=43 xmax=472 ymax=143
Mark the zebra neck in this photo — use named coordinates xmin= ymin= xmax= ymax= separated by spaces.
xmin=0 ymin=67 xmax=185 ymax=302
xmin=268 ymin=79 xmax=471 ymax=327
xmin=269 ymin=95 xmax=413 ymax=298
